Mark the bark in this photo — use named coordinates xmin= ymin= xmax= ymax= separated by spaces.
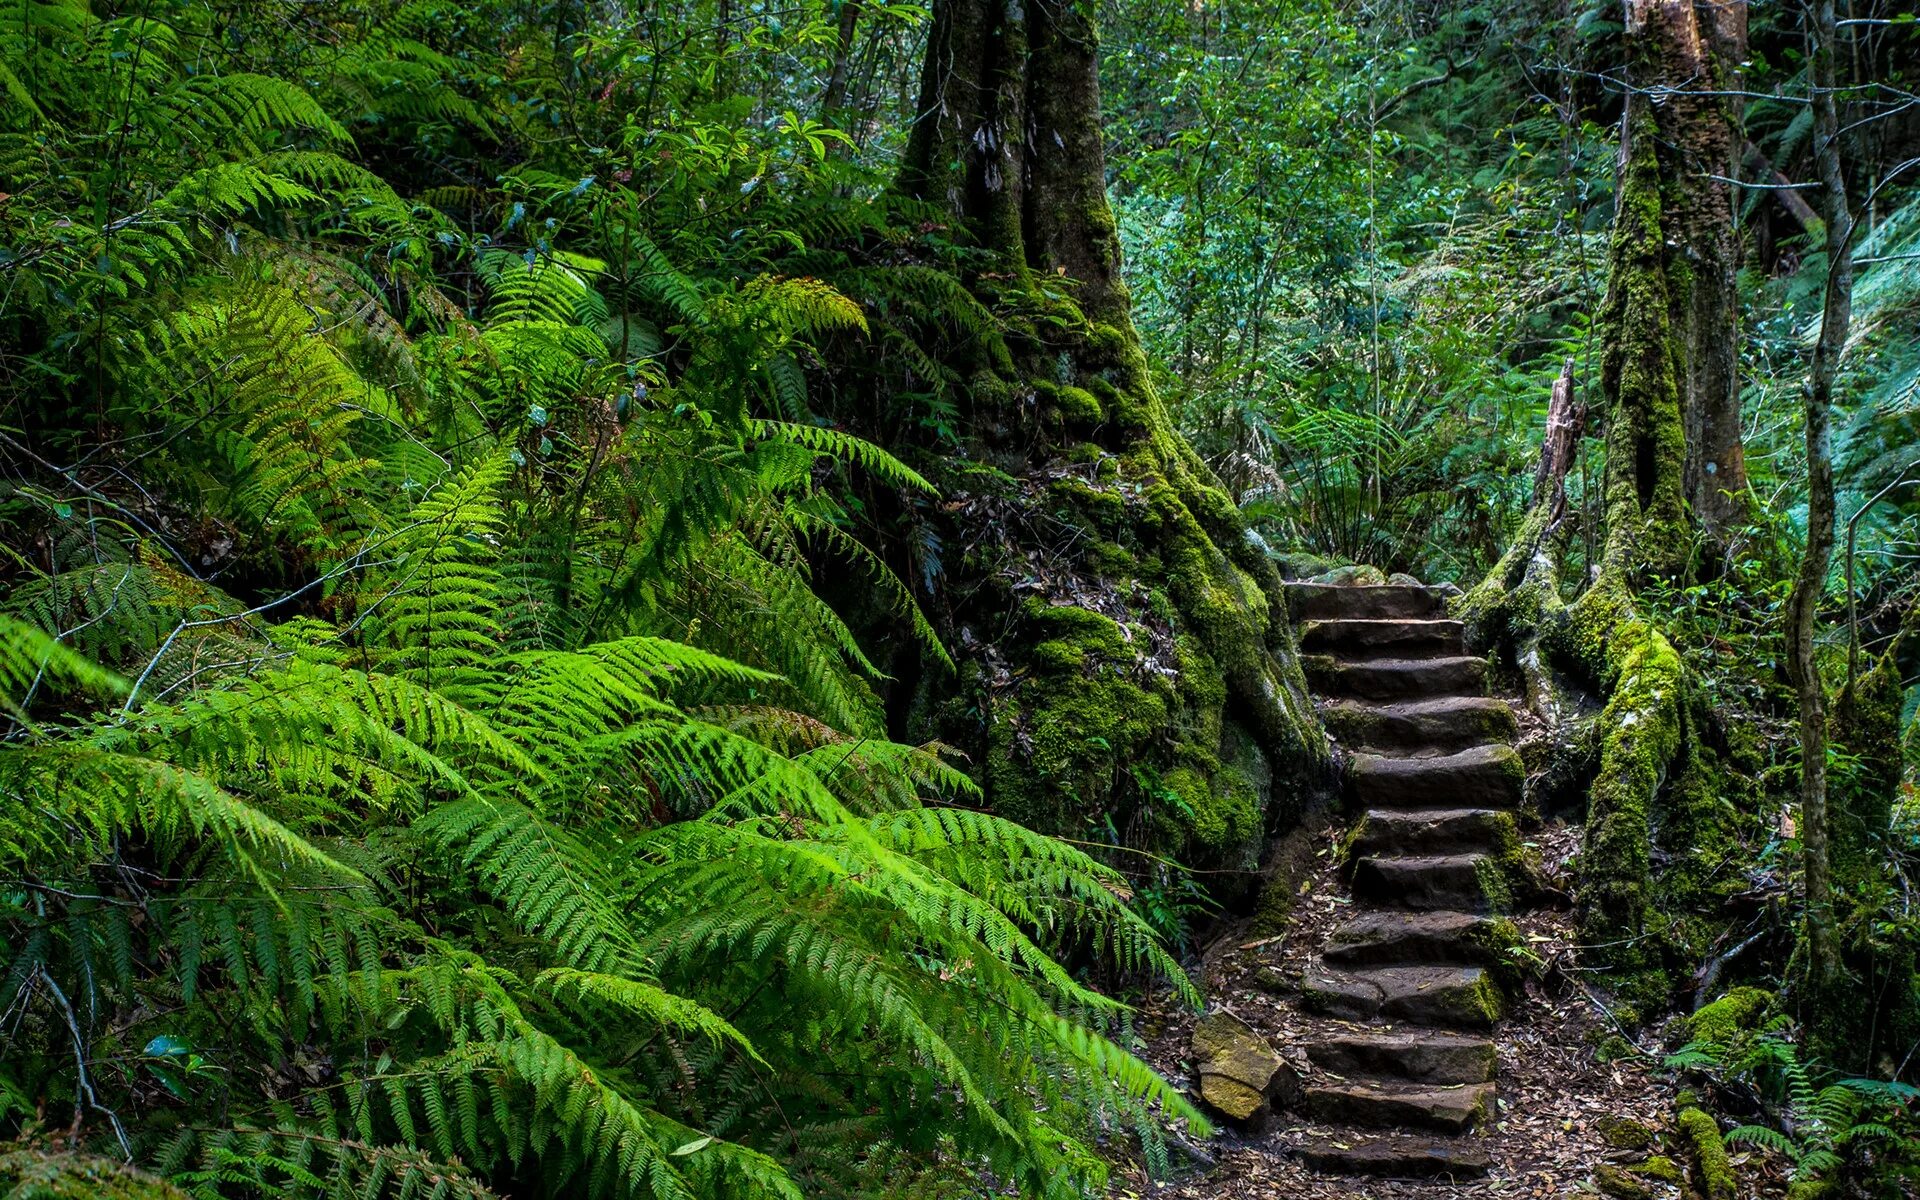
xmin=1597 ymin=100 xmax=1688 ymax=577
xmin=822 ymin=0 xmax=863 ymax=114
xmin=887 ymin=0 xmax=1328 ymax=873
xmin=1532 ymin=358 xmax=1584 ymax=517
xmin=1742 ymin=141 xmax=1823 ymax=233
xmin=1789 ymin=0 xmax=1851 ymax=988
xmin=1623 ymin=0 xmax=1750 ymax=543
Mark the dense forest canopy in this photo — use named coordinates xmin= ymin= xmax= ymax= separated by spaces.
xmin=1 ymin=0 xmax=1918 ymax=1196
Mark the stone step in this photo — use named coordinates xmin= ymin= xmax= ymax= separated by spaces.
xmin=1297 ymin=1137 xmax=1493 ymax=1179
xmin=1352 ymin=853 xmax=1504 ymax=912
xmin=1305 ymin=1078 xmax=1497 ymax=1133
xmin=1350 ymin=807 xmax=1516 ymax=857
xmin=1324 ymin=910 xmax=1507 ymax=969
xmin=1285 ymin=583 xmax=1442 ymax=623
xmin=1347 ymin=743 xmax=1525 ymax=809
xmin=1321 ymin=696 xmax=1518 ymax=755
xmin=1304 ymin=654 xmax=1486 ymax=701
xmin=1306 ymin=1031 xmax=1497 ymax=1084
xmin=1302 ymin=963 xmax=1505 ymax=1029
xmin=1297 ymin=618 xmax=1465 ymax=658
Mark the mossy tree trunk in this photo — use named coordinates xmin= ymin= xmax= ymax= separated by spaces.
xmin=1457 ymin=9 xmax=1756 ymax=1006
xmin=887 ymin=0 xmax=1328 ymax=882
xmin=1622 ymin=0 xmax=1751 ymax=547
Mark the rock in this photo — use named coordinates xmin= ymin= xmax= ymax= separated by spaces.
xmin=1596 ymin=1115 xmax=1657 ymax=1151
xmin=1305 ymin=1031 xmax=1497 ymax=1084
xmin=1346 ymin=743 xmax=1525 ymax=810
xmin=1387 ymin=572 xmax=1423 ymax=587
xmin=1320 ymin=694 xmax=1517 ymax=754
xmin=1305 ymin=1079 xmax=1496 ymax=1133
xmin=1304 ymin=654 xmax=1487 ymax=700
xmin=1301 ymin=963 xmax=1506 ymax=1029
xmin=1189 ymin=1010 xmax=1285 ymax=1123
xmin=1324 ymin=910 xmax=1507 ymax=968
xmin=1298 ymin=1137 xmax=1493 ymax=1179
xmin=1593 ymin=1163 xmax=1655 ymax=1200
xmin=1349 ymin=807 xmax=1516 ymax=858
xmin=1308 ymin=564 xmax=1389 ymax=585
xmin=1285 ymin=583 xmax=1439 ymax=622
xmin=1298 ymin=617 xmax=1466 ymax=656
xmin=1351 ymin=852 xmax=1504 ymax=912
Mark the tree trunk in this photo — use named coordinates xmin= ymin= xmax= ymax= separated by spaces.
xmin=822 ymin=0 xmax=863 ymax=117
xmin=1597 ymin=96 xmax=1688 ymax=576
xmin=1789 ymin=0 xmax=1851 ymax=988
xmin=891 ymin=0 xmax=1328 ymax=875
xmin=1623 ymin=0 xmax=1751 ymax=546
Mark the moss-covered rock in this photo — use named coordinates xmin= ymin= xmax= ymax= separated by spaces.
xmin=1597 ymin=1115 xmax=1659 ymax=1151
xmin=1190 ymin=1010 xmax=1286 ymax=1124
xmin=1684 ymin=986 xmax=1774 ymax=1047
xmin=1309 ymin=564 xmax=1388 ymax=585
xmin=1674 ymin=1106 xmax=1734 ymax=1200
xmin=1592 ymin=1163 xmax=1655 ymax=1199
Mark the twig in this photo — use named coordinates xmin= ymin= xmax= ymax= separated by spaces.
xmin=36 ymin=967 xmax=133 ymax=1160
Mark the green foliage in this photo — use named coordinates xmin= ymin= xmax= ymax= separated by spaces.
xmin=1668 ymin=1030 xmax=1920 ymax=1192
xmin=1106 ymin=0 xmax=1614 ymax=581
xmin=0 ymin=3 xmax=1202 ymax=1196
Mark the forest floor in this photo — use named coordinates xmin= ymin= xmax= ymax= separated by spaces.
xmin=1125 ymin=818 xmax=1791 ymax=1199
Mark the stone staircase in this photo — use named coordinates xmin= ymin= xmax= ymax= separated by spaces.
xmin=1280 ymin=581 xmax=1528 ymax=1179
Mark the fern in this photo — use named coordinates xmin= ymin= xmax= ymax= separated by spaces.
xmin=0 ymin=5 xmax=1205 ymax=1196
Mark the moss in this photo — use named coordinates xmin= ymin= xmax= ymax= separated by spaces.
xmin=1023 ymin=599 xmax=1131 ymax=658
xmin=1675 ymin=1106 xmax=1734 ymax=1200
xmin=1634 ymin=1156 xmax=1682 ymax=1185
xmin=1030 ymin=639 xmax=1086 ymax=674
xmin=906 ymin=282 xmax=1330 ymax=890
xmin=1473 ymin=852 xmax=1516 ymax=915
xmin=1597 ymin=107 xmax=1688 ymax=580
xmin=984 ymin=601 xmax=1171 ymax=832
xmin=1046 ymin=476 xmax=1127 ymax=530
xmin=1087 ymin=539 xmax=1136 ymax=574
xmin=1272 ymin=551 xmax=1339 ymax=580
xmin=1051 ymin=384 xmax=1103 ymax=424
xmin=1596 ymin=1115 xmax=1658 ymax=1152
xmin=1551 ymin=575 xmax=1689 ymax=1001
xmin=1832 ymin=652 xmax=1903 ymax=889
xmin=1307 ymin=564 xmax=1387 ymax=585
xmin=1592 ymin=1164 xmax=1653 ymax=1200
xmin=1165 ymin=764 xmax=1260 ymax=860
xmin=1684 ymin=986 xmax=1774 ymax=1047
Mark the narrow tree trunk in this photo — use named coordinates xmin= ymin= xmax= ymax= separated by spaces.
xmin=822 ymin=0 xmax=863 ymax=115
xmin=1533 ymin=358 xmax=1583 ymax=517
xmin=1743 ymin=141 xmax=1823 ymax=234
xmin=1789 ymin=0 xmax=1851 ymax=987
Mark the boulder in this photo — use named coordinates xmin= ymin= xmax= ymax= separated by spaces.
xmin=1190 ymin=1010 xmax=1287 ymax=1123
xmin=1308 ymin=564 xmax=1389 ymax=586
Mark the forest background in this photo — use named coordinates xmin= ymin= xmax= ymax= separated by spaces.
xmin=1 ymin=0 xmax=1919 ymax=1197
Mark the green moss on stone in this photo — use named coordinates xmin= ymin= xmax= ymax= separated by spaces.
xmin=1595 ymin=1116 xmax=1657 ymax=1152
xmin=1592 ymin=1164 xmax=1653 ymax=1200
xmin=1684 ymin=987 xmax=1774 ymax=1047
xmin=1030 ymin=640 xmax=1087 ymax=674
xmin=1675 ymin=1106 xmax=1734 ymax=1200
